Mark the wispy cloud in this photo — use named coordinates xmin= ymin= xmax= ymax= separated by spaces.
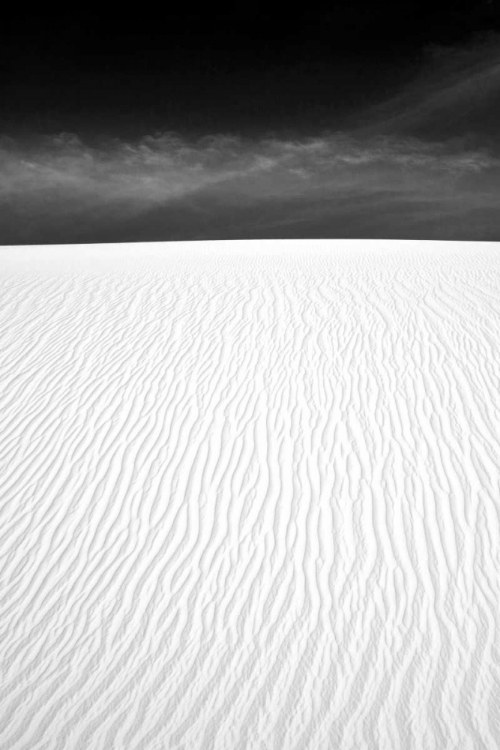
xmin=356 ymin=34 xmax=500 ymax=145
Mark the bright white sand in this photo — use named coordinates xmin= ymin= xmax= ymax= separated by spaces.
xmin=0 ymin=240 xmax=499 ymax=750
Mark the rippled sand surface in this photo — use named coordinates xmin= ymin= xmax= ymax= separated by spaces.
xmin=1 ymin=241 xmax=499 ymax=750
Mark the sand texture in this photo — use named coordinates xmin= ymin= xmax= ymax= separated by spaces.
xmin=0 ymin=241 xmax=499 ymax=749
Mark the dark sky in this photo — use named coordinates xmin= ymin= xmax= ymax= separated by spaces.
xmin=1 ymin=3 xmax=500 ymax=243
xmin=2 ymin=3 xmax=499 ymax=135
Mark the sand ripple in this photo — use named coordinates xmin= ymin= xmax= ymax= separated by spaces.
xmin=0 ymin=242 xmax=499 ymax=749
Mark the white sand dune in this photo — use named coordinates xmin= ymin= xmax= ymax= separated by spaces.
xmin=0 ymin=240 xmax=499 ymax=750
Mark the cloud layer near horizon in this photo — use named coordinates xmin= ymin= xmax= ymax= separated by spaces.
xmin=2 ymin=39 xmax=500 ymax=243
xmin=1 ymin=129 xmax=499 ymax=242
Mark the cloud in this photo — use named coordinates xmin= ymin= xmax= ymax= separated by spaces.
xmin=355 ymin=33 xmax=500 ymax=145
xmin=1 ymin=117 xmax=500 ymax=243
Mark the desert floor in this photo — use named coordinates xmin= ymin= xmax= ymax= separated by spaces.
xmin=1 ymin=241 xmax=499 ymax=749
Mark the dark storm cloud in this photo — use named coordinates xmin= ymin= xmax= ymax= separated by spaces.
xmin=1 ymin=37 xmax=500 ymax=243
